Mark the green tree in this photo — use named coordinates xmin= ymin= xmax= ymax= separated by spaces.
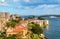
xmin=11 ymin=21 xmax=16 ymax=27
xmin=27 ymin=23 xmax=43 ymax=35
xmin=7 ymin=35 xmax=16 ymax=39
xmin=27 ymin=23 xmax=35 ymax=29
xmin=38 ymin=17 xmax=45 ymax=20
xmin=26 ymin=30 xmax=41 ymax=39
xmin=31 ymin=25 xmax=43 ymax=34
xmin=28 ymin=15 xmax=35 ymax=19
xmin=16 ymin=16 xmax=22 ymax=20
xmin=24 ymin=18 xmax=28 ymax=20
xmin=6 ymin=22 xmax=11 ymax=27
xmin=6 ymin=20 xmax=17 ymax=28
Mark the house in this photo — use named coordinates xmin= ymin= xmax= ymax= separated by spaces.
xmin=0 ymin=12 xmax=10 ymax=22
xmin=19 ymin=20 xmax=28 ymax=27
xmin=0 ymin=12 xmax=10 ymax=32
xmin=27 ymin=18 xmax=49 ymax=27
xmin=10 ymin=14 xmax=20 ymax=20
xmin=6 ymin=24 xmax=27 ymax=38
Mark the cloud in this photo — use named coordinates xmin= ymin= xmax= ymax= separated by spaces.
xmin=34 ymin=4 xmax=58 ymax=9
xmin=23 ymin=0 xmax=30 ymax=3
xmin=15 ymin=6 xmax=30 ymax=10
xmin=0 ymin=2 xmax=10 ymax=6
xmin=0 ymin=0 xmax=5 ymax=3
xmin=0 ymin=0 xmax=11 ymax=6
xmin=13 ymin=0 xmax=19 ymax=2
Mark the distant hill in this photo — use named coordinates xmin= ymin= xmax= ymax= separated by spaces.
xmin=39 ymin=15 xmax=60 ymax=17
xmin=21 ymin=15 xmax=60 ymax=18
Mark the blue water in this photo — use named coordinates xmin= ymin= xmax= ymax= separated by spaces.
xmin=43 ymin=18 xmax=60 ymax=39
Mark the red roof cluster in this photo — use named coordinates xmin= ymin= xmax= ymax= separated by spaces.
xmin=7 ymin=24 xmax=27 ymax=33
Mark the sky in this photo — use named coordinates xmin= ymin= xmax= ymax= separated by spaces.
xmin=0 ymin=0 xmax=60 ymax=15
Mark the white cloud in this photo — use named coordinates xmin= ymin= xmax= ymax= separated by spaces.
xmin=35 ymin=4 xmax=58 ymax=9
xmin=0 ymin=0 xmax=10 ymax=6
xmin=43 ymin=5 xmax=57 ymax=8
xmin=0 ymin=2 xmax=10 ymax=6
xmin=23 ymin=0 xmax=30 ymax=2
xmin=0 ymin=0 xmax=5 ymax=3
xmin=13 ymin=0 xmax=19 ymax=2
xmin=16 ymin=6 xmax=30 ymax=10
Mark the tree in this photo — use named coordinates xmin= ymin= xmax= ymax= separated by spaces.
xmin=7 ymin=35 xmax=16 ymax=39
xmin=38 ymin=17 xmax=45 ymax=20
xmin=6 ymin=20 xmax=17 ymax=28
xmin=24 ymin=18 xmax=28 ymax=20
xmin=28 ymin=15 xmax=35 ymax=19
xmin=27 ymin=23 xmax=43 ymax=34
xmin=6 ymin=22 xmax=11 ymax=27
xmin=11 ymin=21 xmax=16 ymax=27
xmin=27 ymin=23 xmax=35 ymax=29
xmin=31 ymin=25 xmax=43 ymax=34
xmin=16 ymin=16 xmax=22 ymax=20
xmin=28 ymin=30 xmax=40 ymax=39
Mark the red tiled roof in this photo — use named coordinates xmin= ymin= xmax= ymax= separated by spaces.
xmin=14 ymin=26 xmax=27 ymax=32
xmin=7 ymin=25 xmax=27 ymax=33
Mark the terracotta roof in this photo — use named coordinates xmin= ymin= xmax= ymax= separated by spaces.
xmin=14 ymin=25 xmax=27 ymax=32
xmin=7 ymin=25 xmax=27 ymax=33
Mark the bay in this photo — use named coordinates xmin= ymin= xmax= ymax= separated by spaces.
xmin=43 ymin=17 xmax=60 ymax=39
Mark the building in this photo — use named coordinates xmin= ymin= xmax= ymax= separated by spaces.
xmin=0 ymin=12 xmax=10 ymax=21
xmin=0 ymin=12 xmax=10 ymax=32
xmin=6 ymin=24 xmax=27 ymax=38
xmin=19 ymin=20 xmax=28 ymax=27
xmin=0 ymin=20 xmax=3 ymax=31
xmin=27 ymin=18 xmax=49 ymax=27
xmin=10 ymin=14 xmax=20 ymax=20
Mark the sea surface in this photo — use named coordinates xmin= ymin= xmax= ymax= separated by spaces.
xmin=43 ymin=17 xmax=60 ymax=39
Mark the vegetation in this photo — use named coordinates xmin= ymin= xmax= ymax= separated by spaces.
xmin=16 ymin=16 xmax=22 ymax=20
xmin=38 ymin=17 xmax=45 ymax=20
xmin=27 ymin=23 xmax=35 ymax=29
xmin=28 ymin=23 xmax=43 ymax=34
xmin=6 ymin=22 xmax=11 ymax=27
xmin=28 ymin=15 xmax=35 ymax=19
xmin=27 ymin=22 xmax=43 ymax=39
xmin=24 ymin=18 xmax=28 ymax=20
xmin=6 ymin=19 xmax=20 ymax=28
xmin=15 ymin=32 xmax=23 ymax=39
xmin=0 ymin=34 xmax=16 ymax=39
xmin=28 ymin=30 xmax=41 ymax=39
xmin=6 ymin=22 xmax=16 ymax=28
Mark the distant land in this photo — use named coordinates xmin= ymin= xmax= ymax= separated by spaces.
xmin=21 ymin=15 xmax=60 ymax=18
xmin=39 ymin=15 xmax=60 ymax=17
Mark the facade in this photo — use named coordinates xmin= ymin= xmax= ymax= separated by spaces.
xmin=0 ymin=12 xmax=10 ymax=21
xmin=0 ymin=12 xmax=10 ymax=32
xmin=10 ymin=14 xmax=20 ymax=20
xmin=27 ymin=19 xmax=49 ymax=27
xmin=0 ymin=20 xmax=2 ymax=31
xmin=20 ymin=20 xmax=28 ymax=27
